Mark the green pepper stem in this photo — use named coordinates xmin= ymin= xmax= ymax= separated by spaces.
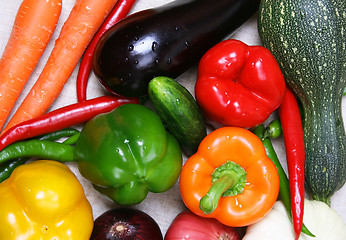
xmin=199 ymin=161 xmax=247 ymax=214
xmin=200 ymin=170 xmax=238 ymax=214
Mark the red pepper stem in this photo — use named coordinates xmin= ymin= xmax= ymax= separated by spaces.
xmin=199 ymin=161 xmax=247 ymax=214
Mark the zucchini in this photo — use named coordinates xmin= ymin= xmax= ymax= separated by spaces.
xmin=258 ymin=0 xmax=346 ymax=204
xmin=93 ymin=0 xmax=260 ymax=97
xmin=148 ymin=76 xmax=207 ymax=156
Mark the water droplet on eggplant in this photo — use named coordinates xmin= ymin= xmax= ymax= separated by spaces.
xmin=152 ymin=42 xmax=158 ymax=51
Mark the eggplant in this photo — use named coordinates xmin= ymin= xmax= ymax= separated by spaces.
xmin=93 ymin=0 xmax=260 ymax=97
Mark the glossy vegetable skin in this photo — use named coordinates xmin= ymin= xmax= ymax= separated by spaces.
xmin=0 ymin=139 xmax=76 ymax=164
xmin=258 ymin=0 xmax=346 ymax=204
xmin=180 ymin=127 xmax=279 ymax=227
xmin=148 ymin=76 xmax=207 ymax=156
xmin=91 ymin=208 xmax=163 ymax=240
xmin=0 ymin=95 xmax=138 ymax=152
xmin=165 ymin=210 xmax=241 ymax=240
xmin=75 ymin=104 xmax=182 ymax=205
xmin=195 ymin=39 xmax=286 ymax=128
xmin=77 ymin=0 xmax=137 ymax=102
xmin=93 ymin=0 xmax=260 ymax=97
xmin=0 ymin=160 xmax=93 ymax=240
xmin=279 ymin=88 xmax=306 ymax=240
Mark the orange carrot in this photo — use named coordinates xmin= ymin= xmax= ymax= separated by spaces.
xmin=1 ymin=0 xmax=118 ymax=134
xmin=0 ymin=0 xmax=62 ymax=131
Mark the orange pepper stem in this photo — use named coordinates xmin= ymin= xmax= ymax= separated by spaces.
xmin=199 ymin=161 xmax=247 ymax=214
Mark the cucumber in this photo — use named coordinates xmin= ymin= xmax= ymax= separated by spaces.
xmin=148 ymin=76 xmax=207 ymax=156
xmin=93 ymin=0 xmax=260 ymax=97
xmin=258 ymin=0 xmax=346 ymax=204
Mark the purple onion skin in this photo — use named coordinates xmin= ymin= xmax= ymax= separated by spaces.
xmin=90 ymin=207 xmax=163 ymax=240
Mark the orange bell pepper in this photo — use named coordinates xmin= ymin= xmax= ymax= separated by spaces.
xmin=179 ymin=127 xmax=280 ymax=227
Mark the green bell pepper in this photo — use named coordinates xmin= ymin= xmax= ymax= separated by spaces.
xmin=75 ymin=103 xmax=183 ymax=205
xmin=0 ymin=104 xmax=182 ymax=205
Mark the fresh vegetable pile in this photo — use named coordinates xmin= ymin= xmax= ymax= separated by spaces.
xmin=0 ymin=0 xmax=345 ymax=239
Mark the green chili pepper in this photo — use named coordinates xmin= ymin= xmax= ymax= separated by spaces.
xmin=0 ymin=158 xmax=27 ymax=183
xmin=0 ymin=128 xmax=79 ymax=183
xmin=62 ymin=132 xmax=80 ymax=145
xmin=32 ymin=128 xmax=80 ymax=141
xmin=252 ymin=124 xmax=314 ymax=237
xmin=0 ymin=140 xmax=75 ymax=163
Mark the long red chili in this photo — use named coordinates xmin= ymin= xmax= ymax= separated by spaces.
xmin=278 ymin=87 xmax=305 ymax=240
xmin=76 ymin=0 xmax=138 ymax=102
xmin=0 ymin=95 xmax=138 ymax=152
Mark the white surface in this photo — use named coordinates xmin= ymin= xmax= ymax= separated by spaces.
xmin=0 ymin=0 xmax=345 ymax=236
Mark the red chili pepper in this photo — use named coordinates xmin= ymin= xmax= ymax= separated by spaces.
xmin=0 ymin=95 xmax=138 ymax=151
xmin=195 ymin=39 xmax=286 ymax=128
xmin=278 ymin=87 xmax=305 ymax=240
xmin=76 ymin=0 xmax=137 ymax=102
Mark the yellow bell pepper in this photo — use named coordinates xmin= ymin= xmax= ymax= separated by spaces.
xmin=0 ymin=160 xmax=93 ymax=240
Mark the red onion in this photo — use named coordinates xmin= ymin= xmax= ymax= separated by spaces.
xmin=91 ymin=207 xmax=163 ymax=240
xmin=165 ymin=210 xmax=241 ymax=240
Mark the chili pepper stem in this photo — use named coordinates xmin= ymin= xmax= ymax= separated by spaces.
xmin=199 ymin=161 xmax=247 ymax=214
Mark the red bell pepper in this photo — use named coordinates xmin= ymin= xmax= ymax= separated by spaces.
xmin=195 ymin=39 xmax=286 ymax=128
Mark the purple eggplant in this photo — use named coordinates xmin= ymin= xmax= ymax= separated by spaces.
xmin=93 ymin=0 xmax=260 ymax=97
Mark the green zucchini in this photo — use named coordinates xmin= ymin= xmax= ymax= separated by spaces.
xmin=148 ymin=76 xmax=207 ymax=156
xmin=258 ymin=0 xmax=346 ymax=204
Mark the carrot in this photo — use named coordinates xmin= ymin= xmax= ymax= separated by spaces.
xmin=1 ymin=0 xmax=119 ymax=134
xmin=0 ymin=0 xmax=62 ymax=132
